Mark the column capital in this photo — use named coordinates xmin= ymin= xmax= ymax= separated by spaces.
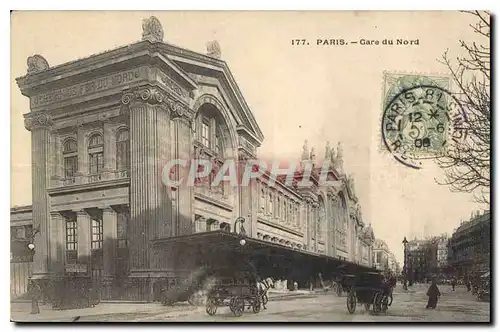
xmin=122 ymin=87 xmax=166 ymax=106
xmin=75 ymin=209 xmax=89 ymax=217
xmin=24 ymin=112 xmax=53 ymax=131
xmin=102 ymin=207 xmax=116 ymax=214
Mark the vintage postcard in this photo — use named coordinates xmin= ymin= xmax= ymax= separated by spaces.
xmin=10 ymin=11 xmax=491 ymax=322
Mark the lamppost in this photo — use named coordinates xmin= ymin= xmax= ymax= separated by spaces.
xmin=27 ymin=228 xmax=40 ymax=314
xmin=402 ymin=237 xmax=408 ymax=291
xmin=233 ymin=216 xmax=248 ymax=249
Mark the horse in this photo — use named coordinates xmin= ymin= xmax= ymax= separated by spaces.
xmin=256 ymin=277 xmax=274 ymax=309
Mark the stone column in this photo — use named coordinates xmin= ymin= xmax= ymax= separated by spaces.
xmin=103 ymin=121 xmax=117 ymax=180
xmin=102 ymin=207 xmax=117 ymax=277
xmin=49 ymin=212 xmax=65 ymax=273
xmin=172 ymin=110 xmax=194 ymax=236
xmin=24 ymin=113 xmax=52 ymax=276
xmin=121 ymin=87 xmax=173 ymax=272
xmin=76 ymin=210 xmax=91 ymax=272
xmin=50 ymin=133 xmax=62 ymax=186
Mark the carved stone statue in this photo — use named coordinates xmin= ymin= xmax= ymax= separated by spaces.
xmin=334 ymin=142 xmax=344 ymax=170
xmin=309 ymin=146 xmax=316 ymax=162
xmin=142 ymin=16 xmax=164 ymax=42
xmin=325 ymin=141 xmax=331 ymax=160
xmin=347 ymin=174 xmax=356 ymax=198
xmin=27 ymin=55 xmax=49 ymax=75
xmin=330 ymin=146 xmax=336 ymax=165
xmin=301 ymin=140 xmax=309 ymax=161
xmin=207 ymin=40 xmax=221 ymax=59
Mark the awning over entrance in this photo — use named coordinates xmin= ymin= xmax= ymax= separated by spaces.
xmin=151 ymin=230 xmax=376 ymax=279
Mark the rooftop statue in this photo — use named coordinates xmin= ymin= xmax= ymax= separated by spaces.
xmin=207 ymin=40 xmax=222 ymax=59
xmin=27 ymin=55 xmax=49 ymax=75
xmin=142 ymin=16 xmax=164 ymax=42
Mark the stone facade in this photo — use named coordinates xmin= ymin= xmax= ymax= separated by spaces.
xmin=12 ymin=17 xmax=375 ymax=300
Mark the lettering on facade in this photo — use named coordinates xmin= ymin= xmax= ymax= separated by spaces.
xmin=158 ymin=71 xmax=188 ymax=99
xmin=30 ymin=68 xmax=145 ymax=108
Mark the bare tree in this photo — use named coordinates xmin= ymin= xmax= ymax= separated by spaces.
xmin=437 ymin=11 xmax=490 ymax=205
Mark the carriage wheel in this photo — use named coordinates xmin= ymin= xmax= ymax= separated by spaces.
xmin=372 ymin=293 xmax=382 ymax=315
xmin=230 ymin=297 xmax=245 ymax=317
xmin=387 ymin=293 xmax=393 ymax=306
xmin=206 ymin=297 xmax=217 ymax=316
xmin=364 ymin=303 xmax=370 ymax=311
xmin=262 ymin=293 xmax=268 ymax=306
xmin=252 ymin=298 xmax=261 ymax=313
xmin=347 ymin=291 xmax=356 ymax=314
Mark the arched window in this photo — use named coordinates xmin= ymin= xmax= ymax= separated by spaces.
xmin=89 ymin=134 xmax=103 ymax=148
xmin=63 ymin=138 xmax=78 ymax=180
xmin=88 ymin=133 xmax=104 ymax=175
xmin=195 ymin=102 xmax=227 ymax=156
xmin=116 ymin=129 xmax=130 ymax=170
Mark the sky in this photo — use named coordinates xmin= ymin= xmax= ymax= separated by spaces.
xmin=10 ymin=11 xmax=489 ymax=263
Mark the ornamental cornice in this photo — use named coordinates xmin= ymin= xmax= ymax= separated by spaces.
xmin=24 ymin=112 xmax=53 ymax=131
xmin=121 ymin=87 xmax=192 ymax=121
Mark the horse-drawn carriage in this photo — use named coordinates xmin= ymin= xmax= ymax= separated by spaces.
xmin=346 ymin=272 xmax=393 ymax=315
xmin=334 ymin=274 xmax=356 ymax=296
xmin=205 ymin=267 xmax=264 ymax=317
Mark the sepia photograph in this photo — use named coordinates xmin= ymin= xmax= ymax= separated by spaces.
xmin=10 ymin=10 xmax=491 ymax=322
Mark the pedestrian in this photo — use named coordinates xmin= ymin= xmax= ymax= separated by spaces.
xmin=426 ymin=279 xmax=441 ymax=309
xmin=451 ymin=278 xmax=456 ymax=291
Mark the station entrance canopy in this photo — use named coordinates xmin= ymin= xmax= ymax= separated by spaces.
xmin=151 ymin=230 xmax=377 ymax=283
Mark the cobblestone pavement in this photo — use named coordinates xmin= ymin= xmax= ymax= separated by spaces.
xmin=11 ymin=284 xmax=490 ymax=322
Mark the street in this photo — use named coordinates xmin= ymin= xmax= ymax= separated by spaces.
xmin=11 ymin=284 xmax=490 ymax=322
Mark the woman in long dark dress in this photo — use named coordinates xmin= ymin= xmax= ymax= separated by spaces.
xmin=426 ymin=279 xmax=441 ymax=309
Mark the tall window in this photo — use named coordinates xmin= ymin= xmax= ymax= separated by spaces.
xmin=201 ymin=121 xmax=210 ymax=148
xmin=116 ymin=129 xmax=130 ymax=170
xmin=88 ymin=134 xmax=104 ymax=175
xmin=214 ymin=129 xmax=222 ymax=155
xmin=66 ymin=218 xmax=77 ymax=264
xmin=91 ymin=219 xmax=103 ymax=250
xmin=63 ymin=139 xmax=78 ymax=179
xmin=91 ymin=218 xmax=103 ymax=280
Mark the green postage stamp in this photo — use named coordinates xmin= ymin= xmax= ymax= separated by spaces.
xmin=381 ymin=73 xmax=468 ymax=169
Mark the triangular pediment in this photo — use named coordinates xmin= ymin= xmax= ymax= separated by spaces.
xmin=155 ymin=43 xmax=264 ymax=146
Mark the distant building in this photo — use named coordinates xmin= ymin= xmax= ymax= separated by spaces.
xmin=373 ymin=239 xmax=399 ymax=274
xmin=436 ymin=236 xmax=449 ymax=268
xmin=449 ymin=211 xmax=490 ymax=277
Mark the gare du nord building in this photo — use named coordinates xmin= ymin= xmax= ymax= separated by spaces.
xmin=11 ymin=16 xmax=375 ymax=301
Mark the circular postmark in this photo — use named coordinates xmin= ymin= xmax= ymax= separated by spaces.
xmin=382 ymin=82 xmax=468 ymax=169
